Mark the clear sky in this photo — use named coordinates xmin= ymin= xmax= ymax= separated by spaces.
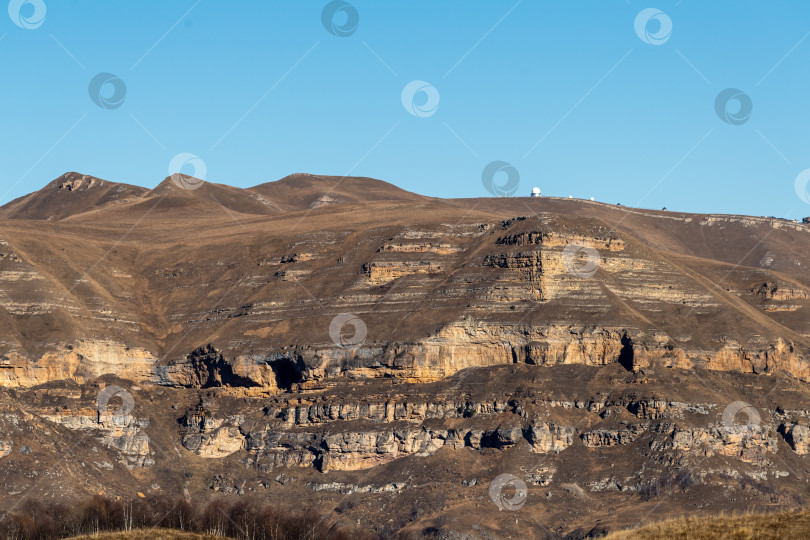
xmin=1 ymin=1 xmax=809 ymax=218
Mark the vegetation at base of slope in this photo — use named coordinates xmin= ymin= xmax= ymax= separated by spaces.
xmin=68 ymin=530 xmax=228 ymax=540
xmin=3 ymin=495 xmax=373 ymax=540
xmin=604 ymin=510 xmax=810 ymax=540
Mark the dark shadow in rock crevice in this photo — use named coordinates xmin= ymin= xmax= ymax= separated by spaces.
xmin=269 ymin=358 xmax=303 ymax=391
xmin=618 ymin=333 xmax=634 ymax=371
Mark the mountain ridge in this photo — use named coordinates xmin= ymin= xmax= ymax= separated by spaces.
xmin=5 ymin=171 xmax=808 ymax=223
xmin=0 ymin=172 xmax=436 ymax=222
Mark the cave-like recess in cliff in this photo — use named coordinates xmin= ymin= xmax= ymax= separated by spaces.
xmin=268 ymin=358 xmax=302 ymax=390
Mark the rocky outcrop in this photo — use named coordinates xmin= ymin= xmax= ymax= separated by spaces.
xmin=59 ymin=176 xmax=96 ymax=191
xmin=362 ymin=261 xmax=444 ymax=284
xmin=379 ymin=242 xmax=461 ymax=254
xmin=179 ymin=401 xmax=246 ymax=458
xmin=158 ymin=346 xmax=301 ymax=393
xmin=0 ymin=342 xmax=157 ymax=388
xmin=779 ymin=424 xmax=810 ymax=454
xmin=309 ymin=481 xmax=406 ymax=494
xmin=581 ymin=425 xmax=646 ymax=447
xmin=525 ymin=421 xmax=575 ymax=453
xmin=154 ymin=382 xmax=790 ymax=478
xmin=2 ymin=208 xmax=808 ymax=393
xmin=700 ymin=340 xmax=810 ymax=381
xmin=182 ymin=424 xmax=245 ymax=458
xmin=148 ymin=319 xmax=810 ymax=391
xmin=317 ymin=428 xmax=462 ymax=471
xmin=175 ymin=393 xmax=582 ymax=472
xmin=754 ymin=282 xmax=808 ymax=301
xmin=43 ymin=411 xmax=153 ymax=468
xmin=650 ymin=423 xmax=778 ymax=464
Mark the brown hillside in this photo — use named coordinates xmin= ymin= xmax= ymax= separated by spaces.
xmin=0 ymin=172 xmax=809 ymax=538
xmin=0 ymin=172 xmax=148 ymax=221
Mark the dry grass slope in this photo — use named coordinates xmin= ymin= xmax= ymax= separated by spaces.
xmin=68 ymin=529 xmax=231 ymax=539
xmin=605 ymin=510 xmax=810 ymax=540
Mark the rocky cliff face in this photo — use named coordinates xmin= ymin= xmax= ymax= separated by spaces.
xmin=0 ymin=341 xmax=157 ymax=388
xmin=171 ymin=381 xmax=802 ymax=476
xmin=0 ymin=174 xmax=809 ymax=538
xmin=2 ymin=208 xmax=808 ymax=391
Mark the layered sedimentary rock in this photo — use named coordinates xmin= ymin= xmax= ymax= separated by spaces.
xmin=0 ymin=342 xmax=157 ymax=388
xmin=43 ymin=411 xmax=154 ymax=469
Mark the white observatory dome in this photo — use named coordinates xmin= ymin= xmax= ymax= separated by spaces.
xmin=530 ymin=187 xmax=541 ymax=197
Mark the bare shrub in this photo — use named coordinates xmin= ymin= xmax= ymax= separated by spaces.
xmin=0 ymin=494 xmax=372 ymax=540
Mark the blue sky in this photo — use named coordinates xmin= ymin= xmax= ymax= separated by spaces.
xmin=1 ymin=1 xmax=809 ymax=218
